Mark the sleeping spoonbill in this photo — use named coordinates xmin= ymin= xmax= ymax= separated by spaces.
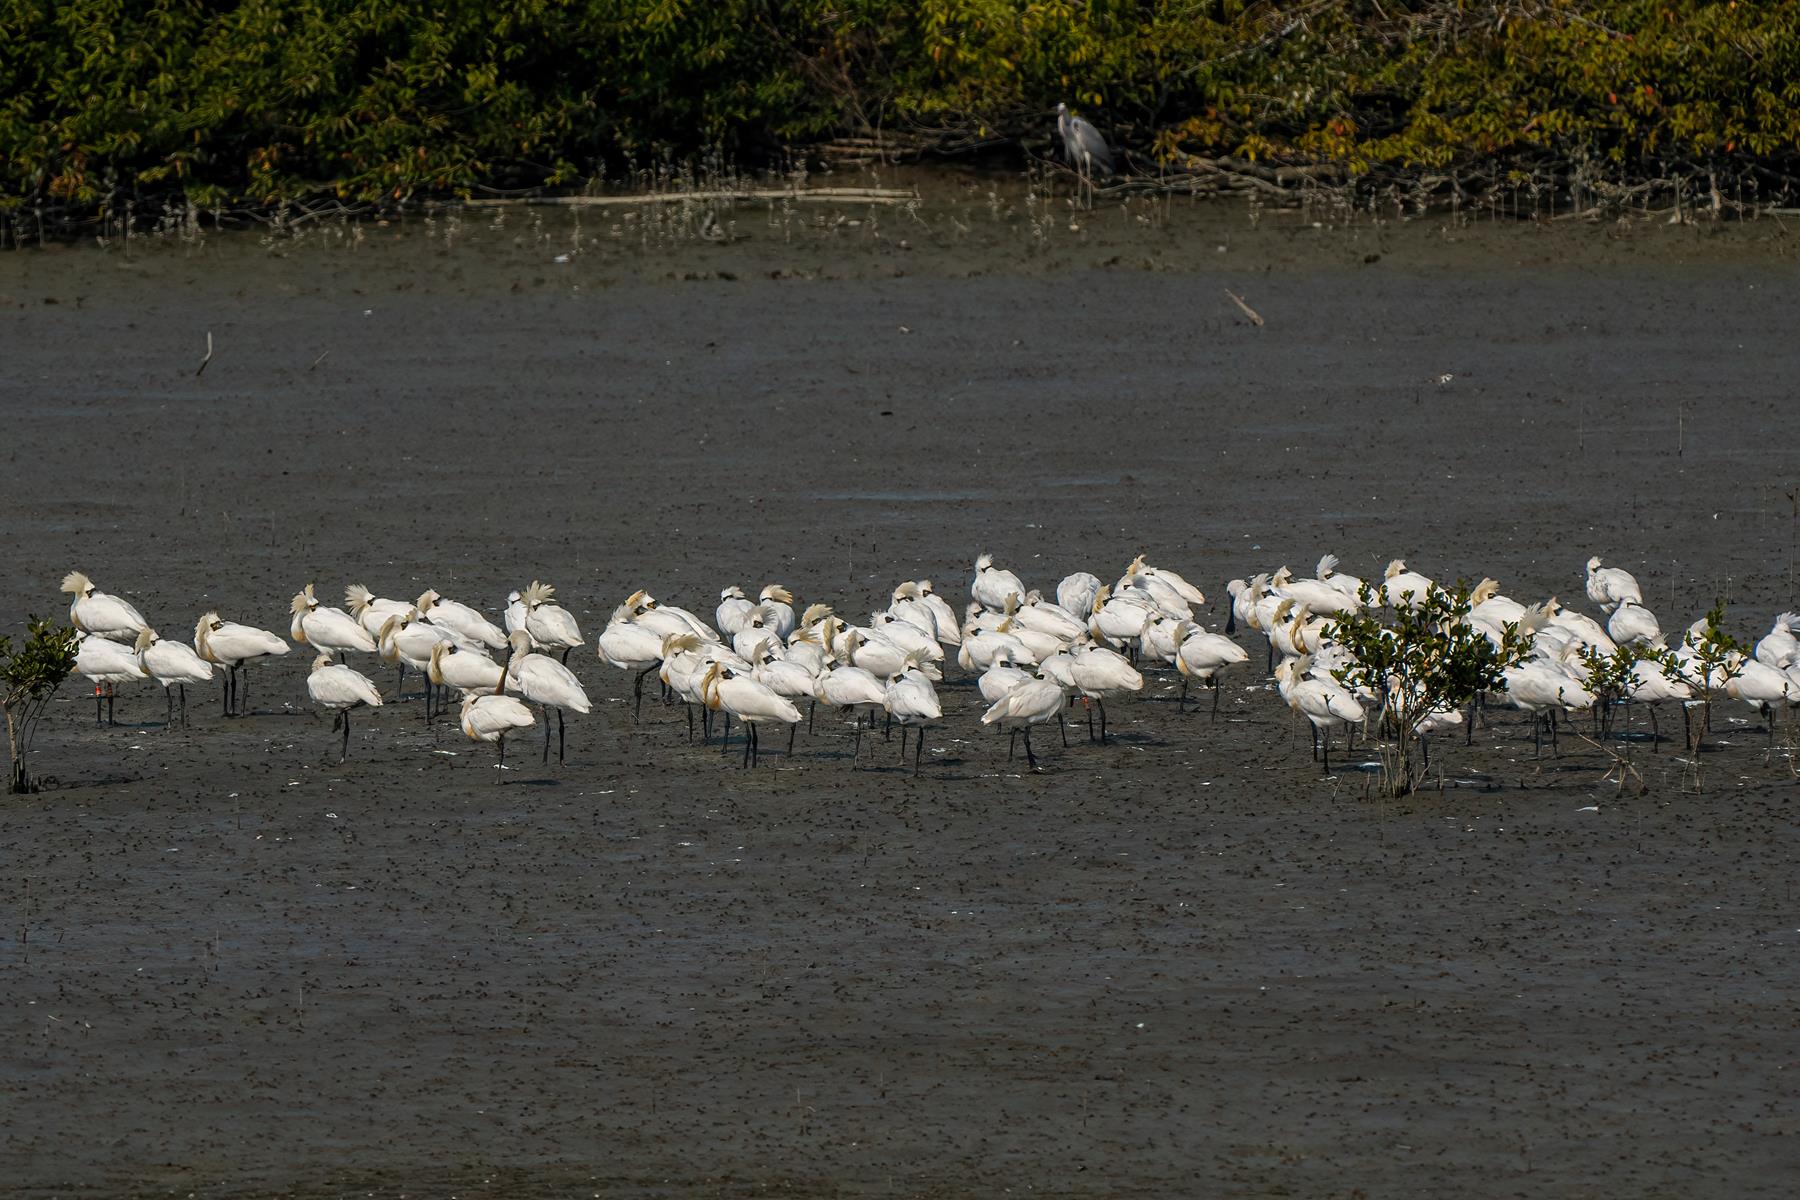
xmin=194 ymin=612 xmax=289 ymax=716
xmin=702 ymin=662 xmax=801 ymax=767
xmin=980 ymin=670 xmax=1065 ymax=770
xmin=135 ymin=628 xmax=213 ymax=728
xmin=504 ymin=629 xmax=592 ymax=763
xmin=460 ymin=692 xmax=539 ymax=775
xmin=290 ymin=584 xmax=379 ymax=658
xmin=75 ymin=631 xmax=146 ymax=725
xmin=61 ymin=572 xmax=148 ymax=642
xmin=1585 ymin=557 xmax=1643 ymax=613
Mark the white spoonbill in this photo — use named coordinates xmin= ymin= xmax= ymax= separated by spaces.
xmin=291 ymin=584 xmax=379 ymax=658
xmin=1607 ymin=599 xmax=1664 ymax=648
xmin=971 ymin=554 xmax=1025 ymax=612
xmin=716 ymin=587 xmax=755 ymax=637
xmin=520 ymin=580 xmax=584 ymax=660
xmin=1585 ymin=557 xmax=1643 ymax=613
xmin=75 ymin=631 xmax=146 ymax=725
xmin=1069 ymin=642 xmax=1143 ymax=743
xmin=416 ymin=589 xmax=507 ymax=650
xmin=978 ymin=651 xmax=1032 ymax=706
xmin=1501 ymin=653 xmax=1596 ymax=755
xmin=1755 ymin=613 xmax=1800 ymax=670
xmin=1274 ymin=656 xmax=1364 ymax=773
xmin=135 ymin=628 xmax=212 ymax=728
xmin=1626 ymin=657 xmax=1693 ymax=750
xmin=1124 ymin=554 xmax=1206 ymax=606
xmin=912 ymin=581 xmax=961 ymax=646
xmin=598 ymin=605 xmax=668 ymax=719
xmin=1378 ymin=560 xmax=1434 ymax=609
xmin=759 ymin=585 xmax=798 ymax=641
xmin=428 ymin=641 xmax=504 ymax=699
xmin=1057 ymin=572 xmax=1103 ymax=623
xmin=378 ymin=611 xmax=457 ymax=718
xmin=702 ymin=662 xmax=801 ymax=767
xmin=61 ymin=572 xmax=148 ymax=642
xmin=1173 ymin=624 xmax=1249 ymax=718
xmin=883 ymin=653 xmax=943 ymax=775
xmin=345 ymin=584 xmax=411 ymax=639
xmin=459 ymin=693 xmax=539 ymax=774
xmin=194 ymin=611 xmax=289 ymax=716
xmin=305 ymin=652 xmax=383 ymax=761
xmin=1726 ymin=657 xmax=1797 ymax=746
xmin=1316 ymin=554 xmax=1364 ymax=602
xmin=814 ymin=660 xmax=889 ymax=760
xmin=980 ymin=670 xmax=1066 ymax=770
xmin=504 ymin=629 xmax=592 ymax=763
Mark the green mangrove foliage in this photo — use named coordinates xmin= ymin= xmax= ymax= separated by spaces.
xmin=4 ymin=0 xmax=1799 ymax=224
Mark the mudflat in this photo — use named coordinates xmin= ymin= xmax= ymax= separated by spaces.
xmin=2 ymin=194 xmax=1798 ymax=1197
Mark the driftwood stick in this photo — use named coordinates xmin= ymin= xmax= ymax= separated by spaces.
xmin=1225 ymin=290 xmax=1266 ymax=327
xmin=195 ymin=331 xmax=214 ymax=377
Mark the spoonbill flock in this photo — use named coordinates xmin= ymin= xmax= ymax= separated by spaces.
xmin=51 ymin=551 xmax=1800 ymax=778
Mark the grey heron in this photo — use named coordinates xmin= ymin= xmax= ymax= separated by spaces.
xmin=1055 ymin=101 xmax=1115 ymax=202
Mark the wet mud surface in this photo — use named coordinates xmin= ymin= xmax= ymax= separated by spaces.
xmin=3 ymin=196 xmax=1800 ymax=1196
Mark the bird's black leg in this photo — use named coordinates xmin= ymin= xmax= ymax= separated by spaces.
xmin=561 ymin=647 xmax=571 ymax=666
xmin=914 ymin=724 xmax=925 ymax=775
xmin=1651 ymin=705 xmax=1660 ymax=750
xmin=179 ymin=683 xmax=187 ymax=728
xmin=634 ymin=668 xmax=652 ymax=720
xmin=720 ymin=712 xmax=731 ymax=755
xmin=1321 ymin=728 xmax=1331 ymax=775
xmin=1098 ymin=699 xmax=1108 ymax=744
xmin=807 ymin=701 xmax=815 ymax=734
xmin=542 ymin=707 xmax=551 ymax=763
xmin=1178 ymin=677 xmax=1188 ymax=713
xmin=1008 ymin=729 xmax=1018 ymax=760
xmin=558 ymin=708 xmax=566 ymax=764
xmin=165 ymin=687 xmax=173 ymax=728
xmin=107 ymin=687 xmax=115 ymax=726
xmin=1024 ymin=726 xmax=1038 ymax=770
xmin=787 ymin=721 xmax=797 ymax=757
xmin=341 ymin=710 xmax=351 ymax=762
xmin=743 ymin=722 xmax=753 ymax=767
xmin=1211 ymin=678 xmax=1222 ymax=721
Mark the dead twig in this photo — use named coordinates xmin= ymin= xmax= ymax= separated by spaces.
xmin=195 ymin=331 xmax=213 ymax=377
xmin=1225 ymin=289 xmax=1266 ymax=327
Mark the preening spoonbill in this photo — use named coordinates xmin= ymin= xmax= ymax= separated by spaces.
xmin=1315 ymin=555 xmax=1364 ymax=601
xmin=1057 ymin=573 xmax=1103 ymax=624
xmin=62 ymin=572 xmax=148 ymax=641
xmin=716 ymin=587 xmax=755 ymax=637
xmin=971 ymin=554 xmax=1025 ymax=612
xmin=291 ymin=584 xmax=379 ymax=657
xmin=598 ymin=605 xmax=667 ymax=718
xmin=520 ymin=581 xmax=584 ymax=661
xmin=460 ymin=693 xmax=539 ymax=773
xmin=428 ymin=641 xmax=503 ymax=700
xmin=345 ymin=585 xmax=411 ymax=639
xmin=1585 ymin=557 xmax=1643 ymax=613
xmin=75 ymin=631 xmax=146 ymax=725
xmin=378 ymin=611 xmax=457 ymax=718
xmin=1126 ymin=554 xmax=1206 ymax=606
xmin=194 ymin=612 xmax=288 ymax=716
xmin=135 ymin=629 xmax=212 ymax=728
xmin=759 ymin=585 xmax=798 ymax=640
xmin=416 ymin=589 xmax=507 ymax=650
xmin=702 ymin=662 xmax=801 ymax=767
xmin=980 ymin=670 xmax=1066 ymax=769
xmin=1275 ymin=656 xmax=1363 ymax=773
xmin=504 ymin=629 xmax=592 ymax=763
xmin=306 ymin=653 xmax=383 ymax=761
